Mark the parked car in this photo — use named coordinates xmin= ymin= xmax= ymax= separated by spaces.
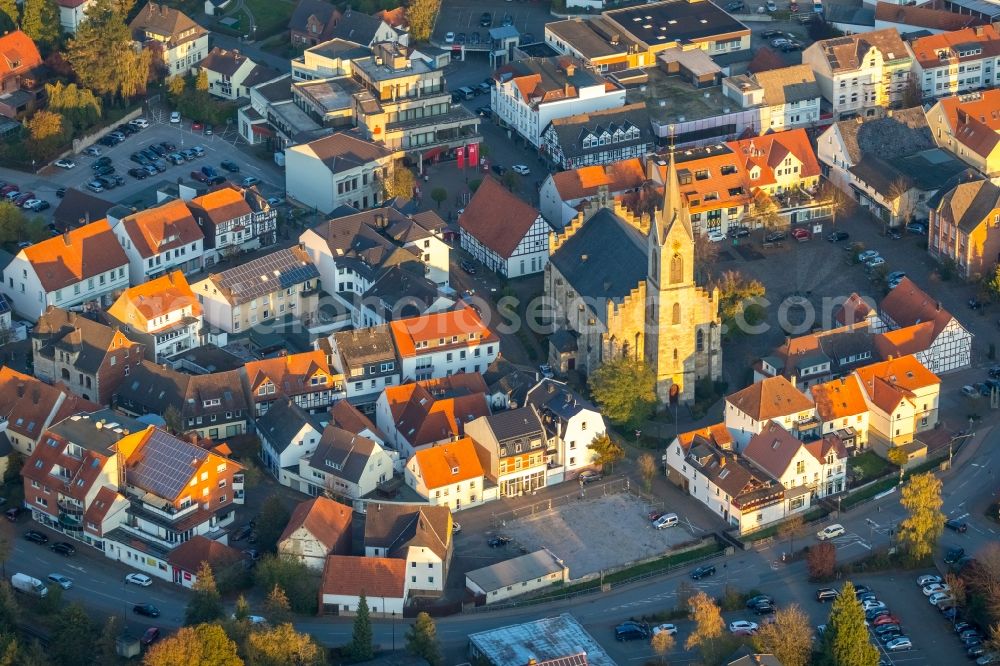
xmin=615 ymin=621 xmax=649 ymax=641
xmin=82 ymin=146 xmax=101 ymax=157
xmin=873 ymin=614 xmax=901 ymax=626
xmin=946 ymin=546 xmax=966 ymax=564
xmin=54 ymin=159 xmax=75 ymax=169
xmin=929 ymin=592 xmax=954 ymax=605
xmin=511 ymin=164 xmax=531 ymax=175
xmin=746 ymin=594 xmax=774 ymax=608
xmin=857 ymin=250 xmax=879 ymax=262
xmin=727 ymin=0 xmax=744 ymax=11
xmin=191 ymin=171 xmax=210 ymax=183
xmin=160 ymin=140 xmax=177 ymax=152
xmin=885 ymin=637 xmax=913 ymax=652
xmin=752 ymin=602 xmax=776 ymax=616
xmin=46 ymin=574 xmax=73 ymax=590
xmin=707 ymin=229 xmax=726 ymax=243
xmin=128 ymin=168 xmax=149 ymax=180
xmin=221 ymin=160 xmax=240 ymax=173
xmin=652 ymin=623 xmax=677 ymax=636
xmin=922 ymin=582 xmax=950 ymax=596
xmin=866 ymin=256 xmax=886 ymax=269
xmin=125 ymin=573 xmax=153 ymax=586
xmin=653 ymin=513 xmax=679 ymax=529
xmin=201 ymin=165 xmax=218 ymax=178
xmin=129 ymin=118 xmax=149 ymax=129
xmin=460 ymin=260 xmax=476 ymax=274
xmin=816 ymin=524 xmax=845 ymax=540
xmin=133 ymin=604 xmax=160 ymax=618
xmin=945 ymin=518 xmax=969 ymax=533
xmin=826 ymin=231 xmax=849 ymax=242
xmin=241 ymin=176 xmax=259 ymax=187
xmin=487 ymin=535 xmax=512 ymax=548
xmin=791 ymin=228 xmax=811 ymax=241
xmin=729 ymin=620 xmax=758 ymax=634
xmin=141 ymin=627 xmax=160 ymax=646
xmin=24 ymin=530 xmax=48 ymax=544
xmin=691 ymin=565 xmax=717 ymax=580
xmin=906 ymin=221 xmax=927 ymax=234
xmin=578 ymin=470 xmax=602 ymax=484
xmin=49 ymin=542 xmax=76 ymax=556
xmin=29 ymin=200 xmax=49 ymax=212
xmin=816 ymin=588 xmax=839 ymax=602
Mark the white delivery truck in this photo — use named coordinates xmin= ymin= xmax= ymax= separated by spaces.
xmin=10 ymin=573 xmax=48 ymax=597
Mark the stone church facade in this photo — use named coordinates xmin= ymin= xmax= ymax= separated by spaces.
xmin=545 ymin=153 xmax=722 ymax=405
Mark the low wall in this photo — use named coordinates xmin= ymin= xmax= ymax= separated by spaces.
xmin=69 ymin=108 xmax=144 ymax=156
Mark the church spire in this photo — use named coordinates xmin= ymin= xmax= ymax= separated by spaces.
xmin=655 ymin=128 xmax=692 ymax=242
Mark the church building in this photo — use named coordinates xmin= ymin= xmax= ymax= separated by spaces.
xmin=545 ymin=152 xmax=722 ymax=404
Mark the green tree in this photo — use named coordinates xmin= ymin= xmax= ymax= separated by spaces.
xmin=20 ymin=0 xmax=61 ymax=53
xmin=264 ymin=584 xmax=291 ymax=625
xmin=255 ymin=494 xmax=291 ymax=553
xmin=753 ymin=604 xmax=812 ymax=666
xmin=898 ymin=472 xmax=945 ymax=562
xmin=982 ymin=264 xmax=1000 ymax=304
xmin=45 ymin=82 xmax=102 ymax=132
xmin=821 ymin=582 xmax=879 ymax=666
xmin=143 ymin=624 xmax=242 ymax=666
xmin=184 ymin=561 xmax=224 ymax=625
xmin=233 ymin=595 xmax=250 ymax=623
xmin=385 ymin=166 xmax=416 ymax=200
xmin=430 ymin=187 xmax=447 ymax=210
xmin=589 ymin=356 xmax=657 ymax=428
xmin=406 ymin=0 xmax=440 ymax=41
xmin=405 ymin=612 xmax=442 ymax=666
xmin=715 ymin=270 xmax=766 ymax=336
xmin=0 ymin=0 xmax=18 ymax=32
xmin=350 ymin=594 xmax=373 ymax=661
xmin=49 ymin=603 xmax=95 ymax=666
xmin=254 ymin=555 xmax=320 ymax=614
xmin=587 ymin=433 xmax=624 ymax=473
xmin=66 ymin=0 xmax=149 ymax=100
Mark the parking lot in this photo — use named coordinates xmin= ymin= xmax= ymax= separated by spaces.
xmin=11 ymin=112 xmax=286 ymax=220
xmin=432 ymin=0 xmax=552 ymax=47
xmin=487 ymin=492 xmax=698 ymax=578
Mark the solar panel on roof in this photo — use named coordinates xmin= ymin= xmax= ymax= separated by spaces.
xmin=127 ymin=430 xmax=209 ymax=500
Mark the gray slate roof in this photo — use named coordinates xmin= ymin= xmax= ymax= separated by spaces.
xmin=466 ymin=548 xmax=566 ymax=593
xmin=481 ymin=406 xmax=543 ymax=443
xmin=546 ymin=103 xmax=652 ymax=161
xmin=257 ymin=395 xmax=324 ymax=454
xmin=309 ymin=425 xmax=379 ymax=483
xmin=548 ymin=208 xmax=646 ymax=326
xmin=327 ymin=9 xmax=384 ymax=45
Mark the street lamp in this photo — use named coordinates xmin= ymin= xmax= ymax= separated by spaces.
xmin=391 ymin=610 xmax=396 ymax=651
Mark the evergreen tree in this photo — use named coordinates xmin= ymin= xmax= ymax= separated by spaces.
xmin=95 ymin=616 xmax=123 ymax=666
xmin=233 ymin=595 xmax=250 ymax=623
xmin=405 ymin=612 xmax=442 ymax=666
xmin=49 ymin=604 xmax=95 ymax=666
xmin=350 ymin=594 xmax=373 ymax=661
xmin=264 ymin=584 xmax=292 ymax=625
xmin=66 ymin=0 xmax=148 ymax=100
xmin=185 ymin=562 xmax=224 ymax=625
xmin=195 ymin=69 xmax=209 ymax=92
xmin=20 ymin=0 xmax=61 ymax=54
xmin=822 ymin=582 xmax=879 ymax=666
xmin=0 ymin=0 xmax=18 ymax=32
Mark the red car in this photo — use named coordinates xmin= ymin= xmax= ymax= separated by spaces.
xmin=648 ymin=511 xmax=664 ymax=522
xmin=873 ymin=615 xmax=902 ymax=626
xmin=0 ymin=184 xmax=18 ymax=197
xmin=14 ymin=192 xmax=34 ymax=206
xmin=791 ymin=228 xmax=811 ymax=241
xmin=191 ymin=121 xmax=204 ymax=131
xmin=141 ymin=627 xmax=160 ymax=646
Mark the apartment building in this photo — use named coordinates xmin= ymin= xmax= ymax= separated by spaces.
xmin=928 ymin=177 xmax=1000 ymax=279
xmin=186 ymin=186 xmax=278 ymax=267
xmin=540 ymin=103 xmax=653 ymax=170
xmin=802 ymin=29 xmax=912 ymax=120
xmin=129 ymin=2 xmax=208 ymax=77
xmin=389 ymin=309 xmax=498 ymax=382
xmin=326 ymin=325 xmax=402 ymax=408
xmin=404 ymin=437 xmax=487 ymax=511
xmin=105 ymin=271 xmax=203 ymax=361
xmin=926 ymin=89 xmax=1000 ymax=177
xmin=2 ymin=221 xmax=129 ymax=320
xmin=191 ymin=246 xmax=320 ymax=334
xmin=464 ymin=407 xmax=548 ymax=497
xmin=351 ymin=41 xmax=480 ymax=164
xmin=722 ymin=65 xmax=823 ymax=133
xmin=243 ymin=350 xmax=345 ymax=416
xmin=111 ymin=199 xmax=205 ymax=284
xmin=492 ymin=56 xmax=626 ymax=148
xmin=724 ymin=375 xmax=818 ymax=451
xmin=908 ymin=24 xmax=1000 ymax=99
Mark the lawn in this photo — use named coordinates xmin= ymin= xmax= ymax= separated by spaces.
xmin=848 ymin=450 xmax=891 ymax=483
xmin=244 ymin=0 xmax=295 ymax=38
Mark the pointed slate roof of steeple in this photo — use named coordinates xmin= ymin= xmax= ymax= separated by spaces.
xmin=656 ymin=149 xmax=693 ymax=242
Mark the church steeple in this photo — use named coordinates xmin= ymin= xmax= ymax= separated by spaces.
xmin=654 ymin=144 xmax=693 ymax=243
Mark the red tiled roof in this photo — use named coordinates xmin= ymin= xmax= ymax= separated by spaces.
xmin=389 ymin=309 xmax=495 ymax=359
xmin=22 ymin=220 xmax=129 ymax=292
xmin=551 ymin=158 xmax=646 ymax=201
xmin=804 ymin=434 xmax=848 ymax=465
xmin=245 ymin=350 xmax=339 ymax=399
xmin=744 ymin=421 xmax=804 ymax=479
xmin=0 ymin=31 xmax=42 ymax=79
xmin=854 ymin=354 xmax=940 ymax=414
xmin=331 ymin=399 xmax=385 ymax=440
xmin=0 ymin=367 xmax=66 ymax=440
xmin=873 ymin=321 xmax=937 ymax=359
xmin=106 ymin=270 xmax=202 ymax=331
xmin=321 ymin=555 xmax=406 ymax=598
xmin=726 ymin=376 xmax=814 ymax=421
xmin=875 ymin=2 xmax=984 ymax=33
xmin=811 ymin=375 xmax=868 ymax=422
xmin=384 ymin=375 xmax=489 ymax=447
xmin=459 ymin=176 xmax=542 ymax=258
xmin=878 ymin=277 xmax=955 ymax=338
xmin=167 ymin=535 xmax=243 ymax=573
xmin=279 ymin=496 xmax=353 ymax=553
xmin=835 ymin=293 xmax=876 ymax=326
xmin=120 ymin=199 xmax=204 ymax=259
xmin=675 ymin=422 xmax=733 ymax=452
xmin=411 ymin=437 xmax=485 ymax=489
xmin=82 ymin=486 xmax=125 ymax=536
xmin=728 ymin=128 xmax=821 ymax=191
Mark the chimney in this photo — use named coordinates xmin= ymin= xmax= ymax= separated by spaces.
xmin=233 ymin=49 xmax=240 ymax=60
xmin=936 ymin=301 xmax=941 ymax=311
xmin=63 ymin=230 xmax=71 ymax=245
xmin=564 ymin=62 xmax=575 ymax=77
xmin=790 ymin=375 xmax=797 ymax=388
xmin=840 ymin=377 xmax=846 ymax=385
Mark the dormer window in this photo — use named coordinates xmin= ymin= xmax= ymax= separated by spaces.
xmin=451 ymin=466 xmax=459 ymax=475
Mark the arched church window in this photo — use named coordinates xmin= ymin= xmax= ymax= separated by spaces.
xmin=669 ymin=254 xmax=683 ymax=284
xmin=672 ymin=303 xmax=680 ymax=325
xmin=697 ymin=329 xmax=705 ymax=352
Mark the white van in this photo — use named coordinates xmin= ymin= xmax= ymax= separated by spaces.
xmin=654 ymin=513 xmax=679 ymax=529
xmin=457 ymin=86 xmax=476 ymax=100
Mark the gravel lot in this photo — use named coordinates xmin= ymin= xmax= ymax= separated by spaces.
xmin=502 ymin=493 xmax=696 ymax=578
